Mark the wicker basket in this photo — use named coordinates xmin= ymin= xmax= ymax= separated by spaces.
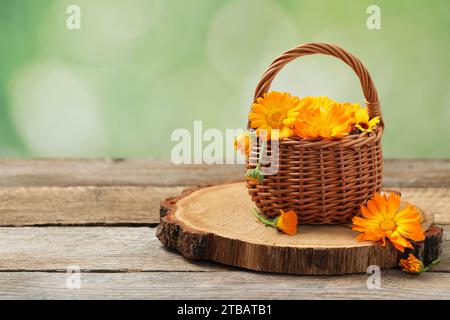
xmin=246 ymin=43 xmax=383 ymax=225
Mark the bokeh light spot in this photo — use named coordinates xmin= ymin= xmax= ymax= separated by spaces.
xmin=9 ymin=62 xmax=108 ymax=156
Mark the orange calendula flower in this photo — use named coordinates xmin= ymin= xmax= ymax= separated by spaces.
xmin=249 ymin=91 xmax=301 ymax=140
xmin=233 ymin=131 xmax=253 ymax=156
xmin=352 ymin=192 xmax=425 ymax=252
xmin=298 ymin=96 xmax=336 ymax=111
xmin=354 ymin=108 xmax=380 ymax=133
xmin=275 ymin=210 xmax=298 ymax=235
xmin=399 ymin=254 xmax=440 ymax=275
xmin=254 ymin=209 xmax=298 ymax=235
xmin=294 ymin=97 xmax=353 ymax=139
xmin=341 ymin=102 xmax=362 ymax=131
xmin=399 ymin=254 xmax=423 ymax=274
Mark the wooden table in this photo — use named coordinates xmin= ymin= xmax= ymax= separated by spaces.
xmin=0 ymin=159 xmax=448 ymax=299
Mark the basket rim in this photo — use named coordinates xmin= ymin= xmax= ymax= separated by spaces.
xmin=256 ymin=126 xmax=383 ymax=149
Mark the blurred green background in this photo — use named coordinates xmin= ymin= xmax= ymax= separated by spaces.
xmin=0 ymin=0 xmax=449 ymax=158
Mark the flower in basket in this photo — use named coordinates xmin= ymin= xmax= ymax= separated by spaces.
xmin=233 ymin=131 xmax=254 ymax=157
xmin=352 ymin=192 xmax=425 ymax=252
xmin=294 ymin=97 xmax=353 ymax=139
xmin=399 ymin=253 xmax=440 ymax=275
xmin=354 ymin=107 xmax=380 ymax=133
xmin=254 ymin=209 xmax=298 ymax=235
xmin=248 ymin=91 xmax=301 ymax=141
xmin=342 ymin=102 xmax=362 ymax=116
xmin=247 ymin=92 xmax=381 ymax=141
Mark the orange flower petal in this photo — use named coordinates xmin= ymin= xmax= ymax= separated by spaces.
xmin=373 ymin=193 xmax=388 ymax=216
xmin=293 ymin=97 xmax=353 ymax=139
xmin=360 ymin=205 xmax=375 ymax=219
xmin=386 ymin=192 xmax=401 ymax=218
xmin=355 ymin=230 xmax=382 ymax=242
xmin=276 ymin=210 xmax=298 ymax=235
xmin=366 ymin=199 xmax=381 ymax=217
xmin=394 ymin=206 xmax=425 ymax=242
xmin=388 ymin=231 xmax=414 ymax=252
xmin=352 ymin=215 xmax=379 ymax=231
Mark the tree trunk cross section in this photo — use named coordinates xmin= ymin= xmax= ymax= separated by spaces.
xmin=157 ymin=182 xmax=443 ymax=275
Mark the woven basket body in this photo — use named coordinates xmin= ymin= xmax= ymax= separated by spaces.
xmin=246 ymin=43 xmax=384 ymax=224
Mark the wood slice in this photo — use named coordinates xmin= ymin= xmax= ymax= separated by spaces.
xmin=156 ymin=182 xmax=443 ymax=275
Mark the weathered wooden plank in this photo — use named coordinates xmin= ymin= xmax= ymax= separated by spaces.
xmin=433 ymin=226 xmax=449 ymax=272
xmin=399 ymin=188 xmax=450 ymax=225
xmin=0 ymin=270 xmax=448 ymax=299
xmin=0 ymin=159 xmax=244 ymax=187
xmin=0 ymin=227 xmax=447 ymax=272
xmin=0 ymin=186 xmax=184 ymax=226
xmin=441 ymin=225 xmax=450 ymax=241
xmin=0 ymin=159 xmax=448 ymax=188
xmin=383 ymin=159 xmax=450 ymax=188
xmin=0 ymin=227 xmax=226 ymax=272
xmin=0 ymin=185 xmax=448 ymax=226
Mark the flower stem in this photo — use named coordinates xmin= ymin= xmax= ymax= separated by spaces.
xmin=423 ymin=259 xmax=440 ymax=272
xmin=256 ymin=140 xmax=267 ymax=169
xmin=253 ymin=208 xmax=276 ymax=227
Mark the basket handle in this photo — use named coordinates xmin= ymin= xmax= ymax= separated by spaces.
xmin=252 ymin=42 xmax=382 ymax=124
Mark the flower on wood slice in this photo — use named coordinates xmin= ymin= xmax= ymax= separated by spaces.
xmin=352 ymin=192 xmax=425 ymax=252
xmin=254 ymin=209 xmax=298 ymax=235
